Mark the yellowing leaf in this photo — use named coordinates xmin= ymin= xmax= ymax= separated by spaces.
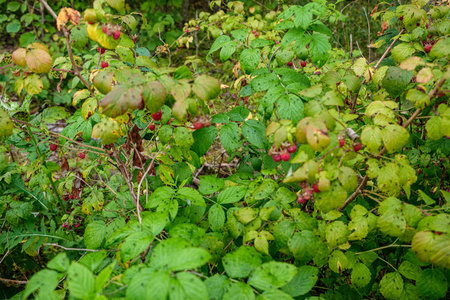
xmin=57 ymin=8 xmax=81 ymax=31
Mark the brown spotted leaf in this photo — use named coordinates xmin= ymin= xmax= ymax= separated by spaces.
xmin=99 ymin=84 xmax=144 ymax=118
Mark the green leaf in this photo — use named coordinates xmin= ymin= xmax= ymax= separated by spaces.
xmin=192 ymin=75 xmax=221 ymax=101
xmin=382 ymin=67 xmax=413 ymax=98
xmin=220 ymin=41 xmax=238 ymax=61
xmin=398 ymin=261 xmax=421 ymax=281
xmin=309 ymin=33 xmax=331 ymax=67
xmin=192 ymin=126 xmax=218 ymax=156
xmin=7 ymin=20 xmax=21 ymax=33
xmin=288 ymin=231 xmax=317 ymax=264
xmin=41 ymin=106 xmax=71 ymax=123
xmin=325 ymin=221 xmax=349 ymax=247
xmin=174 ymin=127 xmax=194 ymax=147
xmin=277 ymin=94 xmax=304 ymax=124
xmin=228 ymin=106 xmax=250 ymax=122
xmin=251 ymin=73 xmax=279 ymax=92
xmin=7 ymin=1 xmax=21 ymax=11
xmin=223 ymin=282 xmax=255 ymax=300
xmin=342 ymin=74 xmax=361 ymax=93
xmin=361 ymin=126 xmax=382 ymax=152
xmin=146 ymin=186 xmax=176 ymax=209
xmin=149 ymin=237 xmax=211 ymax=272
xmin=47 ymin=253 xmax=69 ymax=273
xmin=205 ymin=275 xmax=230 ymax=300
xmin=293 ymin=6 xmax=312 ymax=29
xmin=23 ymin=269 xmax=61 ymax=299
xmin=391 ymin=43 xmax=416 ymax=63
xmin=377 ymin=211 xmax=406 ymax=237
xmin=67 ymin=262 xmax=96 ymax=299
xmin=99 ymin=84 xmax=143 ymax=118
xmin=328 ymin=250 xmax=349 ymax=273
xmin=209 ymin=204 xmax=225 ymax=232
xmin=121 ymin=231 xmax=154 ymax=262
xmin=240 ymin=49 xmax=261 ymax=74
xmin=242 ymin=119 xmax=266 ymax=148
xmin=170 ymin=272 xmax=209 ymax=300
xmin=379 ymin=272 xmax=404 ymax=300
xmin=208 ymin=35 xmax=231 ymax=56
xmin=381 ymin=124 xmax=409 ymax=153
xmin=416 ymin=268 xmax=448 ymax=299
xmin=425 ymin=116 xmax=443 ymax=140
xmin=0 ymin=108 xmax=14 ymax=138
xmin=429 ymin=38 xmax=450 ymax=59
xmin=177 ymin=187 xmax=205 ymax=206
xmin=218 ymin=186 xmax=247 ymax=204
xmin=281 ymin=265 xmax=319 ymax=297
xmin=116 ymin=46 xmax=134 ymax=63
xmin=251 ymin=39 xmax=275 ymax=48
xmin=220 ymin=122 xmax=241 ymax=154
xmin=24 ymin=73 xmax=43 ymax=95
xmin=231 ymin=29 xmax=248 ymax=42
xmin=222 ymin=246 xmax=262 ymax=278
xmin=84 ymin=220 xmax=106 ymax=249
xmin=248 ymin=262 xmax=297 ymax=291
xmin=106 ymin=0 xmax=125 ymax=13
xmin=199 ymin=175 xmax=224 ymax=195
xmin=259 ymin=289 xmax=295 ymax=300
xmin=351 ymin=263 xmax=371 ymax=288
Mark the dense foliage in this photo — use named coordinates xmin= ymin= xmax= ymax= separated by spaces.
xmin=0 ymin=0 xmax=449 ymax=299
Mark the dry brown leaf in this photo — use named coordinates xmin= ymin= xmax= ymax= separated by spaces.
xmin=57 ymin=8 xmax=81 ymax=31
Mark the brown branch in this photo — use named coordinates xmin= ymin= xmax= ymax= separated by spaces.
xmin=0 ymin=277 xmax=28 ymax=285
xmin=374 ymin=30 xmax=404 ymax=69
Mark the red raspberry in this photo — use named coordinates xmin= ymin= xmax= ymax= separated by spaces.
xmin=78 ymin=153 xmax=85 ymax=159
xmin=287 ymin=144 xmax=297 ymax=153
xmin=353 ymin=142 xmax=362 ymax=152
xmin=312 ymin=183 xmax=320 ymax=193
xmin=185 ymin=29 xmax=189 ymax=33
xmin=281 ymin=152 xmax=291 ymax=161
xmin=194 ymin=122 xmax=203 ymax=130
xmin=74 ymin=223 xmax=81 ymax=228
xmin=424 ymin=45 xmax=432 ymax=53
xmin=97 ymin=47 xmax=105 ymax=54
xmin=102 ymin=25 xmax=107 ymax=33
xmin=113 ymin=30 xmax=121 ymax=40
xmin=399 ymin=15 xmax=404 ymax=21
xmin=148 ymin=124 xmax=155 ymax=131
xmin=151 ymin=110 xmax=162 ymax=121
xmin=272 ymin=155 xmax=282 ymax=162
xmin=339 ymin=139 xmax=345 ymax=147
xmin=301 ymin=61 xmax=307 ymax=67
xmin=287 ymin=61 xmax=293 ymax=67
xmin=69 ymin=195 xmax=74 ymax=200
xmin=101 ymin=61 xmax=109 ymax=68
xmin=297 ymin=196 xmax=307 ymax=204
xmin=50 ymin=144 xmax=57 ymax=151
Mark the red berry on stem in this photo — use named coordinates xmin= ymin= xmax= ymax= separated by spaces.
xmin=50 ymin=144 xmax=57 ymax=151
xmin=281 ymin=152 xmax=291 ymax=161
xmin=101 ymin=61 xmax=109 ymax=68
xmin=297 ymin=196 xmax=307 ymax=204
xmin=287 ymin=144 xmax=297 ymax=153
xmin=75 ymin=223 xmax=81 ymax=228
xmin=313 ymin=183 xmax=320 ymax=193
xmin=97 ymin=47 xmax=105 ymax=54
xmin=301 ymin=61 xmax=307 ymax=67
xmin=339 ymin=139 xmax=345 ymax=147
xmin=151 ymin=110 xmax=162 ymax=121
xmin=424 ymin=45 xmax=432 ymax=53
xmin=276 ymin=41 xmax=279 ymax=44
xmin=148 ymin=124 xmax=155 ymax=131
xmin=252 ymin=30 xmax=256 ymax=34
xmin=185 ymin=29 xmax=189 ymax=33
xmin=353 ymin=142 xmax=362 ymax=152
xmin=102 ymin=25 xmax=107 ymax=33
xmin=287 ymin=61 xmax=293 ymax=67
xmin=78 ymin=153 xmax=85 ymax=159
xmin=194 ymin=122 xmax=203 ymax=129
xmin=69 ymin=195 xmax=74 ymax=200
xmin=399 ymin=15 xmax=404 ymax=21
xmin=438 ymin=92 xmax=445 ymax=98
xmin=113 ymin=30 xmax=121 ymax=40
xmin=272 ymin=155 xmax=282 ymax=162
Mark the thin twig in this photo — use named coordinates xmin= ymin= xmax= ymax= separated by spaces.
xmin=44 ymin=243 xmax=118 ymax=252
xmin=268 ymin=45 xmax=282 ymax=72
xmin=0 ymin=277 xmax=28 ymax=285
xmin=374 ymin=30 xmax=404 ymax=69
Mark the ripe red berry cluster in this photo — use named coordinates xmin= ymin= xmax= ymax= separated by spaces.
xmin=97 ymin=47 xmax=105 ymax=54
xmin=268 ymin=143 xmax=297 ymax=162
xmin=297 ymin=189 xmax=313 ymax=204
xmin=252 ymin=30 xmax=259 ymax=37
xmin=151 ymin=110 xmax=163 ymax=121
xmin=101 ymin=61 xmax=109 ymax=68
xmin=78 ymin=152 xmax=85 ymax=159
xmin=101 ymin=23 xmax=121 ymax=40
xmin=192 ymin=116 xmax=211 ymax=130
